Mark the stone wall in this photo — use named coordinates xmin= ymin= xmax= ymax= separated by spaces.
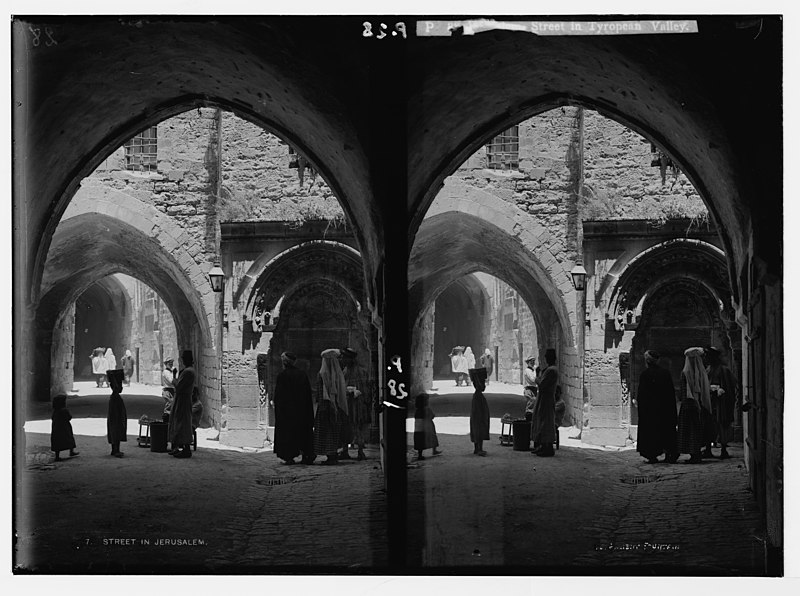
xmin=483 ymin=277 xmax=538 ymax=386
xmin=218 ymin=112 xmax=342 ymax=222
xmin=582 ymin=111 xmax=705 ymax=221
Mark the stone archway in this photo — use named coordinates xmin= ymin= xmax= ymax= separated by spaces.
xmin=431 ymin=275 xmax=491 ymax=380
xmin=222 ymin=240 xmax=375 ymax=447
xmin=583 ymin=237 xmax=735 ymax=445
xmin=35 ymin=208 xmax=215 ymax=418
xmin=410 ymin=191 xmax=580 ymax=423
xmin=72 ymin=277 xmax=131 ymax=382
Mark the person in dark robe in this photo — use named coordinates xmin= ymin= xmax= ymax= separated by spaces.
xmin=633 ymin=350 xmax=678 ymax=464
xmin=531 ymin=348 xmax=558 ymax=457
xmin=469 ymin=367 xmax=490 ymax=456
xmin=414 ymin=393 xmax=442 ymax=460
xmin=677 ymin=347 xmax=712 ymax=464
xmin=51 ymin=394 xmax=78 ymax=461
xmin=169 ymin=350 xmax=196 ymax=459
xmin=272 ymin=351 xmax=315 ymax=465
xmin=705 ymin=346 xmax=738 ymax=459
xmin=106 ymin=369 xmax=127 ymax=458
xmin=313 ymin=348 xmax=348 ymax=465
xmin=341 ymin=347 xmax=372 ymax=461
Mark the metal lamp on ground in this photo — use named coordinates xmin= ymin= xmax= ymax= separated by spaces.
xmin=208 ymin=263 xmax=225 ymax=292
xmin=570 ymin=263 xmax=587 ymax=291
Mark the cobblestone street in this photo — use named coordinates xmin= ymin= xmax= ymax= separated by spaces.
xmin=15 ymin=383 xmax=768 ymax=575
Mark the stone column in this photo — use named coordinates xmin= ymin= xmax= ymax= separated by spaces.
xmin=368 ymin=42 xmax=408 ymax=569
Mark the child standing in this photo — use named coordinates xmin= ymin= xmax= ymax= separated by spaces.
xmin=414 ymin=393 xmax=442 ymax=460
xmin=106 ymin=369 xmax=128 ymax=458
xmin=469 ymin=367 xmax=490 ymax=456
xmin=51 ymin=394 xmax=78 ymax=461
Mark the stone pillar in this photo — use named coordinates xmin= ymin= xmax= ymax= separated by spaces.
xmin=50 ymin=301 xmax=76 ymax=395
xmin=410 ymin=305 xmax=435 ymax=398
xmin=368 ymin=42 xmax=408 ymax=568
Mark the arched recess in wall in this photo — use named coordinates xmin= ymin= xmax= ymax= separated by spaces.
xmin=409 ymin=206 xmax=577 ymax=406
xmin=606 ymin=239 xmax=737 ymax=426
xmin=34 ymin=211 xmax=214 ymax=399
xmin=239 ymin=240 xmax=376 ymax=418
xmin=606 ymin=239 xmax=731 ymax=323
xmin=410 ymin=190 xmax=576 ymax=348
xmin=72 ymin=277 xmax=131 ymax=381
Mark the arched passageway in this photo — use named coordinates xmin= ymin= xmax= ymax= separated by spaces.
xmin=72 ymin=277 xmax=130 ymax=381
xmin=432 ymin=276 xmax=491 ymax=380
xmin=222 ymin=239 xmax=377 ymax=446
xmin=35 ymin=210 xmax=213 ymax=418
xmin=410 ymin=198 xmax=579 ymax=423
xmin=14 ymin=16 xmax=782 ymax=568
xmin=602 ymin=238 xmax=738 ymax=434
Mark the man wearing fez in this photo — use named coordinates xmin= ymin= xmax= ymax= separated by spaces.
xmin=633 ymin=350 xmax=678 ymax=464
xmin=272 ymin=351 xmax=315 ymax=465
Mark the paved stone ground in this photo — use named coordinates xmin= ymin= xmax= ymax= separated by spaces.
xmin=15 ymin=382 xmax=768 ymax=575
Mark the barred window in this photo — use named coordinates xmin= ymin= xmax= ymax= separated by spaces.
xmin=124 ymin=126 xmax=158 ymax=172
xmin=486 ymin=126 xmax=519 ymax=170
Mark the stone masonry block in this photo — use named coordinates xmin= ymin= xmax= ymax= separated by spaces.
xmin=587 ymin=405 xmax=621 ymax=428
xmin=589 ymin=386 xmax=623 ymax=407
xmin=223 ymin=407 xmax=260 ymax=429
xmin=225 ymin=385 xmax=259 ymax=407
xmin=220 ymin=429 xmax=267 ymax=449
xmin=582 ymin=427 xmax=629 ymax=447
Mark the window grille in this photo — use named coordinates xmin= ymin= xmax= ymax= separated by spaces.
xmin=124 ymin=126 xmax=158 ymax=172
xmin=486 ymin=126 xmax=519 ymax=170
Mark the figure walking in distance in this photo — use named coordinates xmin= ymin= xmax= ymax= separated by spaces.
xmin=481 ymin=348 xmax=494 ymax=385
xmin=121 ymin=350 xmax=135 ymax=386
xmin=272 ymin=351 xmax=315 ymax=465
xmin=91 ymin=348 xmax=107 ymax=388
xmin=104 ymin=348 xmax=117 ymax=387
xmin=633 ymin=350 xmax=678 ymax=464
